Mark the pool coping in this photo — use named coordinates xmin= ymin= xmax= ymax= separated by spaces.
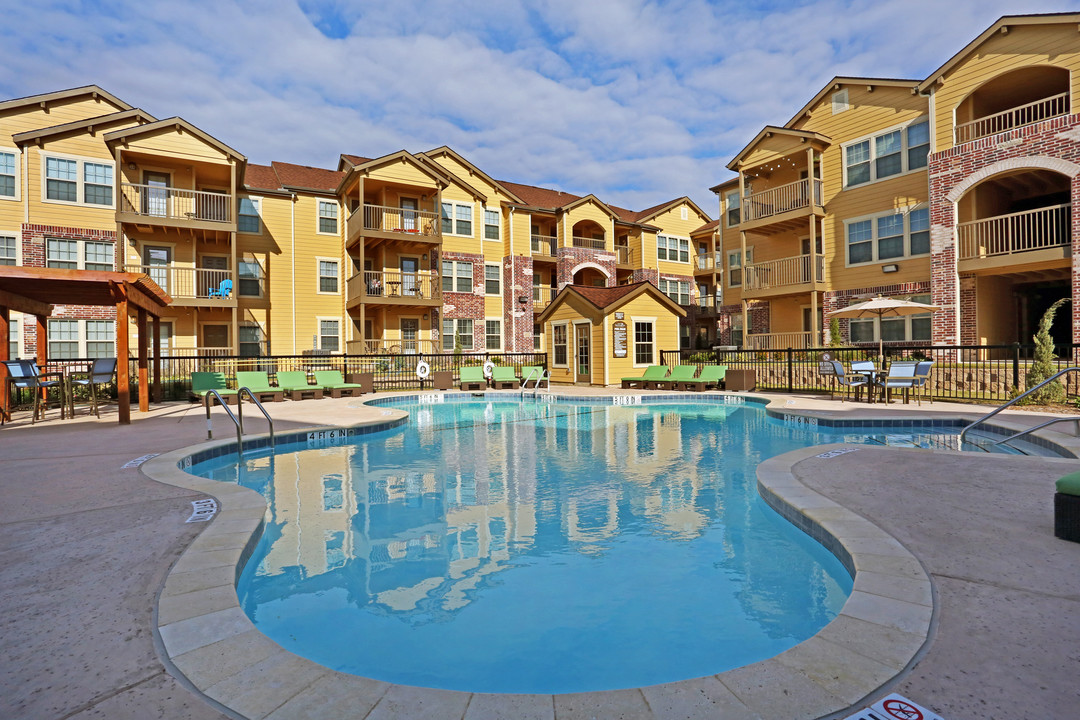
xmin=141 ymin=392 xmax=1075 ymax=720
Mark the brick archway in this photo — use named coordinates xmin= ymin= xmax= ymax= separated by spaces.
xmin=945 ymin=155 xmax=1080 ymax=203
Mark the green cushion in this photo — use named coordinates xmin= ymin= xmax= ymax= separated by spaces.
xmin=236 ymin=371 xmax=273 ymax=391
xmin=520 ymin=366 xmax=544 ymax=382
xmin=460 ymin=366 xmax=486 ymax=383
xmin=312 ymin=370 xmax=361 ymax=389
xmin=1056 ymin=471 xmax=1080 ymax=496
xmin=492 ymin=366 xmax=517 ymax=381
xmin=668 ymin=365 xmax=698 ymax=381
xmin=697 ymin=365 xmax=728 ymax=382
xmin=275 ymin=371 xmax=312 ymax=389
xmin=191 ymin=372 xmax=229 ymax=393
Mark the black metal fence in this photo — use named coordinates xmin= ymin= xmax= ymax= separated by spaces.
xmin=660 ymin=344 xmax=1080 ymax=403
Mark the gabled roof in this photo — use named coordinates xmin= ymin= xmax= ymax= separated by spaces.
xmin=0 ymin=85 xmax=132 ymax=113
xmin=342 ymin=150 xmax=449 ymax=192
xmin=421 ymin=146 xmax=525 ymax=203
xmin=784 ymin=76 xmax=920 ymax=128
xmin=339 ymin=153 xmax=372 ymax=171
xmin=916 ymin=13 xmax=1080 ymax=93
xmin=709 ymin=177 xmax=739 ymax=194
xmin=103 ymin=117 xmax=246 ymax=163
xmin=624 ymin=196 xmax=711 ymax=225
xmin=12 ymin=108 xmax=157 ymax=145
xmin=726 ymin=126 xmax=831 ymax=171
xmin=691 ymin=219 xmax=720 ymax=235
xmin=536 ymin=281 xmax=686 ymax=324
xmin=243 ymin=163 xmax=284 ymax=193
xmin=497 ymin=180 xmax=582 ymax=210
xmin=560 ymin=193 xmax=620 ymax=220
xmin=270 ymin=161 xmax=343 ymax=193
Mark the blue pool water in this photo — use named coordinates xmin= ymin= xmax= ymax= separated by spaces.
xmin=190 ymin=397 xmax=1042 ymax=693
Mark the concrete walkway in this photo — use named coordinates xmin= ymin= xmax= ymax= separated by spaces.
xmin=0 ymin=392 xmax=1077 ymax=719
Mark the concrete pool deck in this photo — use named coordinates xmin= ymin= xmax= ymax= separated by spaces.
xmin=0 ymin=390 xmax=1077 ymax=719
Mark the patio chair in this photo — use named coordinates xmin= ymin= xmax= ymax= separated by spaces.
xmin=208 ymin=279 xmax=232 ymax=299
xmin=850 ymin=360 xmax=876 ymax=383
xmin=460 ymin=366 xmax=487 ymax=391
xmin=191 ymin=371 xmax=238 ymax=406
xmin=235 ymin=371 xmax=284 ymax=403
xmin=876 ymin=362 xmax=918 ymax=404
xmin=68 ymin=357 xmax=117 ymax=418
xmin=912 ymin=360 xmax=935 ymax=404
xmin=275 ymin=370 xmax=323 ymax=401
xmin=683 ymin=365 xmax=728 ymax=392
xmin=828 ymin=360 xmax=869 ymax=402
xmin=313 ymin=370 xmax=365 ymax=398
xmin=519 ymin=366 xmax=546 ymax=386
xmin=3 ymin=360 xmax=66 ymax=423
xmin=621 ymin=365 xmax=669 ymax=389
xmin=656 ymin=365 xmax=699 ymax=391
xmin=490 ymin=365 xmax=519 ymax=389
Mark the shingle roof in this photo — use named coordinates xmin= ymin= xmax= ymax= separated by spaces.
xmin=244 ymin=163 xmax=282 ymax=191
xmin=497 ymin=180 xmax=581 ymax=209
xmin=691 ymin=219 xmax=720 ymax=234
xmin=341 ymin=154 xmax=372 ymax=166
xmin=571 ymin=282 xmax=649 ymax=309
xmin=270 ymin=161 xmax=344 ymax=192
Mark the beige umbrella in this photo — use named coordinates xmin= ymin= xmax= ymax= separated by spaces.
xmin=827 ymin=295 xmax=939 ymax=366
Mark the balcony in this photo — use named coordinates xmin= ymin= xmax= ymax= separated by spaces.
xmin=957 ymin=203 xmax=1072 ymax=272
xmin=743 ymin=254 xmax=824 ymax=297
xmin=955 ymin=92 xmax=1069 ymax=145
xmin=694 ymin=253 xmax=721 ymax=272
xmin=740 ymin=178 xmax=823 ymax=232
xmin=345 ymin=338 xmax=438 ymax=354
xmin=346 ymin=269 xmax=441 ymax=308
xmin=533 ymin=286 xmax=556 ymax=310
xmin=347 ymin=204 xmax=440 ymax=246
xmin=745 ymin=331 xmax=814 ymax=350
xmin=126 ymin=263 xmax=236 ymax=307
xmin=572 ymin=236 xmax=606 ymax=250
xmin=615 ymin=245 xmax=632 ymax=265
xmin=156 ymin=346 xmax=234 ymax=358
xmin=118 ymin=184 xmax=234 ymax=231
xmin=531 ymin=234 xmax=557 ymax=257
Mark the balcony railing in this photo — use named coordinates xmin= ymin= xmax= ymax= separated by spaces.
xmin=615 ymin=245 xmax=632 ymax=264
xmin=120 ymin=184 xmax=233 ymax=223
xmin=350 ymin=269 xmax=440 ymax=301
xmin=957 ymin=204 xmax=1072 ymax=261
xmin=744 ymin=254 xmax=824 ymax=290
xmin=955 ymin=92 xmax=1070 ymax=144
xmin=345 ymin=338 xmax=438 ymax=354
xmin=745 ymin=331 xmax=815 ymax=350
xmin=157 ymin=346 xmax=233 ymax=358
xmin=126 ymin=263 xmax=233 ymax=299
xmin=533 ymin=286 xmax=556 ymax=309
xmin=742 ymin=178 xmax=822 ymax=223
xmin=572 ymin=236 xmax=606 ymax=250
xmin=695 ymin=253 xmax=722 ymax=271
xmin=531 ymin=234 xmax=557 ymax=256
xmin=348 ymin=204 xmax=440 ymax=239
xmin=696 ymin=295 xmax=718 ymax=310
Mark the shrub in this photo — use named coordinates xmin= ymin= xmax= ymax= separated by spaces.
xmin=1023 ymin=297 xmax=1069 ymax=404
xmin=828 ymin=317 xmax=842 ymax=348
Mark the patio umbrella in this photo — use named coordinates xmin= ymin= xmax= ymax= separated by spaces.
xmin=827 ymin=296 xmax=939 ymax=366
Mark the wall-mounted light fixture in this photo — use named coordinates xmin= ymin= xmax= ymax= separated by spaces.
xmin=127 ymin=162 xmax=137 ymax=170
xmin=882 ymin=264 xmax=899 ymax=273
xmin=518 ymin=296 xmax=529 ymax=305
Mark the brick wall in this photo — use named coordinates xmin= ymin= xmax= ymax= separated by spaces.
xmin=502 ymin=255 xmax=534 ymax=352
xmin=556 ymin=247 xmax=616 ymax=288
xmin=823 ymin=281 xmax=932 ymax=343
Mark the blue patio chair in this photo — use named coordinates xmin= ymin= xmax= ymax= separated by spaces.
xmin=68 ymin=357 xmax=118 ymax=418
xmin=2 ymin=360 xmax=66 ymax=423
xmin=876 ymin=362 xmax=918 ymax=404
xmin=912 ymin=360 xmax=935 ymax=405
xmin=829 ymin=360 xmax=869 ymax=402
xmin=208 ymin=279 xmax=232 ymax=299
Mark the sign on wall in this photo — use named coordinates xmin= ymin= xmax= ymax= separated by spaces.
xmin=612 ymin=321 xmax=627 ymax=358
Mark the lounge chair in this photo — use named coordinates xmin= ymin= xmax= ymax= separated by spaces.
xmin=208 ymin=279 xmax=232 ymax=299
xmin=876 ymin=362 xmax=918 ymax=404
xmin=683 ymin=365 xmax=728 ymax=392
xmin=3 ymin=360 xmax=66 ymax=422
xmin=519 ymin=366 xmax=546 ymax=386
xmin=313 ymin=370 xmax=365 ymax=398
xmin=656 ymin=365 xmax=699 ymax=391
xmin=828 ymin=360 xmax=869 ymax=402
xmin=191 ymin=371 xmax=238 ymax=406
xmin=460 ymin=366 xmax=486 ymax=391
xmin=621 ymin=365 xmax=669 ymax=389
xmin=68 ymin=357 xmax=117 ymax=418
xmin=275 ymin=370 xmax=323 ymax=400
xmin=491 ymin=365 xmax=519 ymax=389
xmin=235 ymin=371 xmax=284 ymax=403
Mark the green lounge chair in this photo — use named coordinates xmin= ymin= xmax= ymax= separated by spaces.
xmin=519 ymin=366 xmax=546 ymax=386
xmin=692 ymin=365 xmax=728 ymax=391
xmin=459 ymin=366 xmax=487 ymax=391
xmin=656 ymin=365 xmax=699 ymax=391
xmin=491 ymin=365 xmax=519 ymax=389
xmin=276 ymin=370 xmax=323 ymax=400
xmin=621 ymin=365 xmax=668 ymax=389
xmin=313 ymin=370 xmax=365 ymax=398
xmin=235 ymin=371 xmax=284 ymax=403
xmin=191 ymin=371 xmax=238 ymax=406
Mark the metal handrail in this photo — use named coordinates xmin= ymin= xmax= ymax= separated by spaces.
xmin=960 ymin=367 xmax=1080 ymax=443
xmin=237 ymin=387 xmax=275 ymax=449
xmin=520 ymin=367 xmax=550 ymax=398
xmin=991 ymin=415 xmax=1080 ymax=446
xmin=204 ymin=390 xmax=242 ymax=454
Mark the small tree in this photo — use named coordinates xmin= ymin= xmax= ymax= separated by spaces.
xmin=828 ymin=317 xmax=842 ymax=348
xmin=1024 ymin=297 xmax=1069 ymax=404
xmin=453 ymin=330 xmax=463 ymax=357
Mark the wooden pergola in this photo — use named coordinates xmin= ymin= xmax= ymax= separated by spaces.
xmin=0 ymin=266 xmax=172 ymax=425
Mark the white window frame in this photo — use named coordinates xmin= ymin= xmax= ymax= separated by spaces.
xmin=238 ymin=321 xmax=265 ymax=357
xmin=8 ymin=313 xmax=21 ymax=359
xmin=316 ymin=257 xmax=340 ymax=295
xmin=442 ymin=260 xmax=474 ymax=294
xmin=40 ymin=152 xmax=115 ymax=208
xmin=659 ymin=278 xmax=690 ymax=306
xmin=841 ymin=117 xmax=930 ymax=189
xmin=831 ymin=89 xmax=849 ymax=114
xmin=843 ymin=204 xmax=931 ymax=267
xmin=45 ymin=237 xmax=115 ymax=271
xmin=724 ymin=190 xmax=740 ymax=228
xmin=727 ymin=248 xmax=752 ymax=288
xmin=485 ymin=318 xmax=502 ymax=351
xmin=551 ymin=322 xmax=569 ymax=368
xmin=657 ymin=235 xmax=690 ymax=263
xmin=849 ymin=293 xmax=933 ymax=343
xmin=484 ymin=263 xmax=501 ymax=296
xmin=316 ymin=317 xmax=341 ymax=352
xmin=632 ymin=318 xmax=656 ymax=368
xmin=441 ymin=318 xmax=475 ymax=351
xmin=0 ymin=146 xmax=21 ymax=201
xmin=441 ymin=200 xmax=474 ymax=237
xmin=46 ymin=318 xmax=116 ymax=359
xmin=237 ymin=256 xmax=265 ymax=298
xmin=237 ymin=196 xmax=261 ymax=235
xmin=317 ymin=200 xmax=339 ymax=235
xmin=483 ymin=208 xmax=500 ymax=241
xmin=0 ymin=231 xmax=19 ymax=266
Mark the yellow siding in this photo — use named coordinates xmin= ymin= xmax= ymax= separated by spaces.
xmin=123 ymin=129 xmax=231 ymax=164
xmin=365 ymin=158 xmax=440 ymax=188
xmin=0 ymin=97 xmax=124 ymax=143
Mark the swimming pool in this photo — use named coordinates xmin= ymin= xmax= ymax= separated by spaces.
xmin=188 ymin=395 xmax=1047 ymax=694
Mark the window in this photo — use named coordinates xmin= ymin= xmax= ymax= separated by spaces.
xmin=832 ymin=88 xmax=849 ymax=114
xmin=442 ymin=260 xmax=473 ymax=293
xmin=730 ymin=314 xmax=744 ymax=347
xmin=845 ymin=206 xmax=930 ymax=265
xmin=533 ymin=323 xmax=541 ymax=351
xmin=0 ymin=150 xmax=16 ymax=198
xmin=727 ymin=248 xmax=752 ymax=287
xmin=485 ymin=320 xmax=501 ymax=350
xmin=48 ymin=319 xmax=79 ymax=359
xmin=46 ymin=238 xmax=78 ymax=269
xmin=319 ymin=319 xmax=340 ymax=352
xmin=238 ymin=259 xmax=263 ymax=296
xmin=660 ymin=279 xmax=690 ymax=306
xmin=239 ymin=322 xmax=264 ymax=357
xmin=484 ymin=264 xmax=500 ymax=295
xmin=318 ymin=201 xmax=338 ymax=234
xmin=0 ymin=235 xmax=15 ymax=265
xmin=725 ymin=191 xmax=740 ymax=227
xmin=85 ymin=320 xmax=114 ymax=357
xmin=84 ymin=241 xmax=113 ymax=271
xmin=9 ymin=317 xmax=19 ymax=359
xmin=484 ymin=209 xmax=499 ymax=240
xmin=633 ymin=321 xmax=654 ymax=365
xmin=680 ymin=206 xmax=688 ymax=221
xmin=44 ymin=238 xmax=115 ymax=271
xmin=45 ymin=319 xmax=114 ymax=358
xmin=552 ymin=324 xmax=568 ymax=366
xmin=657 ymin=235 xmax=689 ymax=262
xmin=441 ymin=201 xmax=473 ymax=236
xmin=849 ymin=293 xmax=932 ymax=343
xmin=844 ymin=119 xmax=930 ymax=187
xmin=318 ymin=260 xmax=339 ymax=293
xmin=43 ymin=155 xmax=114 ymax=206
xmin=238 ymin=197 xmax=260 ymax=234
xmin=442 ymin=318 xmax=474 ymax=351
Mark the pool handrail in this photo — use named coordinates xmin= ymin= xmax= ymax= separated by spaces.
xmin=520 ymin=367 xmax=550 ymax=398
xmin=237 ymin=387 xmax=276 ymax=450
xmin=204 ymin=389 xmax=242 ymax=452
xmin=960 ymin=366 xmax=1080 ymax=444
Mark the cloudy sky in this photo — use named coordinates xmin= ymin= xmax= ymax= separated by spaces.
xmin=1 ymin=0 xmax=1075 ymax=212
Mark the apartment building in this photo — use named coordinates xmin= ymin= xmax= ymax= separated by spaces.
xmin=710 ymin=12 xmax=1080 ymax=352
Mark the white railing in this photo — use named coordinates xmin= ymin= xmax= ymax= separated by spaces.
xmin=744 ymin=254 xmax=823 ymax=290
xmin=533 ymin=286 xmax=556 ymax=309
xmin=745 ymin=331 xmax=814 ymax=350
xmin=345 ymin=339 xmax=438 ymax=354
xmin=957 ymin=204 xmax=1072 ymax=260
xmin=615 ymin=245 xmax=632 ymax=264
xmin=572 ymin=236 xmax=606 ymax=250
xmin=955 ymin=92 xmax=1070 ymax=144
xmin=125 ymin=263 xmax=233 ymax=299
xmin=695 ymin=253 xmax=722 ymax=271
xmin=742 ymin=178 xmax=822 ymax=223
xmin=696 ymin=295 xmax=717 ymax=311
xmin=348 ymin=269 xmax=440 ymax=301
xmin=120 ymin=184 xmax=233 ymax=223
xmin=531 ymin=234 xmax=557 ymax=255
xmin=158 ymin=347 xmax=233 ymax=358
xmin=348 ymin=204 xmax=440 ymax=239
